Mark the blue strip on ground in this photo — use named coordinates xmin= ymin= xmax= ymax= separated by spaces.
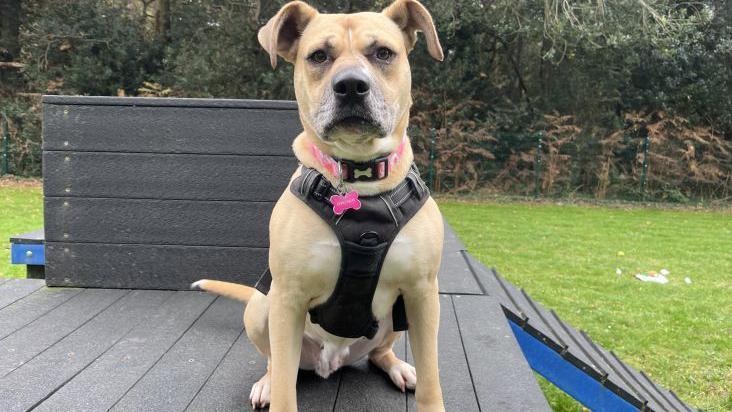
xmin=509 ymin=320 xmax=640 ymax=412
xmin=10 ymin=243 xmax=45 ymax=265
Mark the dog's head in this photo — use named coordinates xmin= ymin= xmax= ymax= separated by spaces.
xmin=258 ymin=0 xmax=443 ymax=159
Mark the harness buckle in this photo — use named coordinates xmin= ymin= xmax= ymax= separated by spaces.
xmin=311 ymin=176 xmax=330 ymax=201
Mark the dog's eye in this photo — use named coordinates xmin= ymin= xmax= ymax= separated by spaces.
xmin=374 ymin=47 xmax=393 ymax=61
xmin=308 ymin=50 xmax=328 ymax=64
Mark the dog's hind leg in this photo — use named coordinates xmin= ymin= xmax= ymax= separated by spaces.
xmin=369 ymin=331 xmax=417 ymax=392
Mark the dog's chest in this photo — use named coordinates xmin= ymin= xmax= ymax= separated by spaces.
xmin=305 ymin=229 xmax=419 ymax=318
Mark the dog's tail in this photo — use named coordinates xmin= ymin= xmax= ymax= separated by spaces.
xmin=191 ymin=279 xmax=255 ymax=304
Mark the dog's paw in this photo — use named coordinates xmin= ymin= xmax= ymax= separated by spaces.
xmin=387 ymin=360 xmax=417 ymax=392
xmin=249 ymin=373 xmax=271 ymax=410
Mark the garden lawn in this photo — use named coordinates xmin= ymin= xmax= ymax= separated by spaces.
xmin=440 ymin=200 xmax=731 ymax=411
xmin=0 ymin=180 xmax=43 ymax=278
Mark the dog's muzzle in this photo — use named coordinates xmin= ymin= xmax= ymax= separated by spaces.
xmin=319 ymin=68 xmax=389 ymax=139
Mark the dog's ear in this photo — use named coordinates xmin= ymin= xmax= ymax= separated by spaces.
xmin=382 ymin=0 xmax=443 ymax=61
xmin=258 ymin=1 xmax=318 ymax=69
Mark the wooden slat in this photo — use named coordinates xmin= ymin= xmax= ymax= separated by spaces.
xmin=43 ymin=152 xmax=296 ymax=201
xmin=296 ymin=370 xmax=343 ymax=411
xmin=333 ymin=334 xmax=408 ymax=411
xmin=43 ymin=95 xmax=298 ymax=109
xmin=406 ymin=294 xmax=480 ymax=412
xmin=185 ymin=335 xmax=342 ymax=411
xmin=442 ymin=221 xmax=467 ymax=253
xmin=547 ymin=310 xmax=608 ymax=379
xmin=0 ymin=289 xmax=127 ymax=377
xmin=610 ymin=351 xmax=673 ymax=412
xmin=0 ymin=279 xmax=45 ymax=310
xmin=579 ymin=330 xmax=650 ymax=406
xmin=44 ymin=197 xmax=272 ymax=247
xmin=462 ymin=256 xmax=515 ymax=311
xmin=109 ymin=297 xmax=244 ymax=411
xmin=43 ymin=104 xmax=300 ymax=155
xmin=34 ymin=291 xmax=214 ymax=412
xmin=9 ymin=229 xmax=44 ymax=244
xmin=0 ymin=290 xmax=171 ymax=412
xmin=184 ymin=332 xmax=266 ymax=412
xmin=0 ymin=287 xmax=82 ymax=340
xmin=45 ymin=242 xmax=267 ymax=289
xmin=437 ymin=250 xmax=483 ymax=295
xmin=453 ymin=295 xmax=551 ymax=411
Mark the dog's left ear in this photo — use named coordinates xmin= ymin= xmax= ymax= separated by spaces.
xmin=258 ymin=1 xmax=319 ymax=69
xmin=382 ymin=0 xmax=444 ymax=61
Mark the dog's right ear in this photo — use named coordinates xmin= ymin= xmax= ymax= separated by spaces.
xmin=258 ymin=1 xmax=318 ymax=69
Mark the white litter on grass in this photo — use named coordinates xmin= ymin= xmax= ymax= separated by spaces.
xmin=684 ymin=277 xmax=692 ymax=284
xmin=660 ymin=269 xmax=670 ymax=276
xmin=616 ymin=268 xmax=623 ymax=275
xmin=635 ymin=273 xmax=669 ymax=284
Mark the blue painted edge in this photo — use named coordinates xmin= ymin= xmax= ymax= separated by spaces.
xmin=10 ymin=242 xmax=45 ymax=265
xmin=509 ymin=320 xmax=640 ymax=412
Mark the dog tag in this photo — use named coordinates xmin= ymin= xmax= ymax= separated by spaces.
xmin=330 ymin=191 xmax=361 ymax=215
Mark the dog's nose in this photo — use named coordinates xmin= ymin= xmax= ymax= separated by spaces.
xmin=332 ymin=69 xmax=370 ymax=102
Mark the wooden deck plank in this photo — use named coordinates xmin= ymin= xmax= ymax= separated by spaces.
xmin=453 ymin=295 xmax=551 ymax=412
xmin=45 ymin=242 xmax=267 ymax=290
xmin=44 ymin=152 xmax=295 ymax=201
xmin=0 ymin=290 xmax=171 ymax=412
xmin=0 ymin=287 xmax=82 ymax=340
xmin=0 ymin=288 xmax=128 ymax=376
xmin=34 ymin=291 xmax=214 ymax=412
xmin=186 ymin=327 xmax=342 ymax=411
xmin=44 ymin=197 xmax=273 ymax=247
xmin=184 ymin=332 xmax=264 ymax=412
xmin=438 ymin=250 xmax=483 ymax=295
xmin=109 ymin=297 xmax=243 ymax=412
xmin=443 ymin=221 xmax=467 ymax=253
xmin=0 ymin=279 xmax=45 ymax=310
xmin=406 ymin=294 xmax=481 ymax=412
xmin=43 ymin=102 xmax=300 ymax=156
xmin=333 ymin=334 xmax=407 ymax=411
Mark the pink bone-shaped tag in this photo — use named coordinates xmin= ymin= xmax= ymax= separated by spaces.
xmin=330 ymin=191 xmax=362 ymax=215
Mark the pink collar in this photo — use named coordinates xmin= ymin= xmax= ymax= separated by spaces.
xmin=308 ymin=136 xmax=407 ymax=183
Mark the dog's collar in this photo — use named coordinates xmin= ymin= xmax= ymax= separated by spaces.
xmin=308 ymin=136 xmax=407 ymax=183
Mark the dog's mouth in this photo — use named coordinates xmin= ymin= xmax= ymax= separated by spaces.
xmin=324 ymin=114 xmax=383 ymax=139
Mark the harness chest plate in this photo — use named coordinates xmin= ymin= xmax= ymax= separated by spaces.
xmin=256 ymin=164 xmax=429 ymax=339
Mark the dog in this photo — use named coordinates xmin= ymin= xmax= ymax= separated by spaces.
xmin=193 ymin=1 xmax=445 ymax=410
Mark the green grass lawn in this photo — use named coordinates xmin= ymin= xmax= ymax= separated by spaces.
xmin=0 ymin=180 xmax=43 ymax=278
xmin=440 ymin=200 xmax=731 ymax=411
xmin=1 ymin=182 xmax=729 ymax=410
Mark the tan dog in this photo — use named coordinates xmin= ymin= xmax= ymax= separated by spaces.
xmin=194 ymin=1 xmax=445 ymax=410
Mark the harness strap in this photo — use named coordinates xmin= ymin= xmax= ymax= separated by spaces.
xmin=255 ymin=164 xmax=429 ymax=339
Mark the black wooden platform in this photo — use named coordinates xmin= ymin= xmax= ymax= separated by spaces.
xmin=0 ymin=224 xmax=550 ymax=412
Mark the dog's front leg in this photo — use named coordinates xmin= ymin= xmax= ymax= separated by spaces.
xmin=268 ymin=286 xmax=307 ymax=412
xmin=404 ymin=280 xmax=445 ymax=412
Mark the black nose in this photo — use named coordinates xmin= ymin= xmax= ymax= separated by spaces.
xmin=332 ymin=69 xmax=370 ymax=102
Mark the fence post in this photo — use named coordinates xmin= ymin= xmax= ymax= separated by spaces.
xmin=427 ymin=128 xmax=436 ymax=191
xmin=1 ymin=112 xmax=9 ymax=176
xmin=534 ymin=132 xmax=543 ymax=198
xmin=639 ymin=129 xmax=650 ymax=199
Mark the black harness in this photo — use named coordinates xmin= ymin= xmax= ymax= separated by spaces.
xmin=255 ymin=164 xmax=429 ymax=339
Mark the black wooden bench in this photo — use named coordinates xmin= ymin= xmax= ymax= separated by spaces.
xmin=1 ymin=96 xmax=694 ymax=411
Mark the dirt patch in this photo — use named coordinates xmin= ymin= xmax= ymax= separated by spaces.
xmin=0 ymin=175 xmax=42 ymax=188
